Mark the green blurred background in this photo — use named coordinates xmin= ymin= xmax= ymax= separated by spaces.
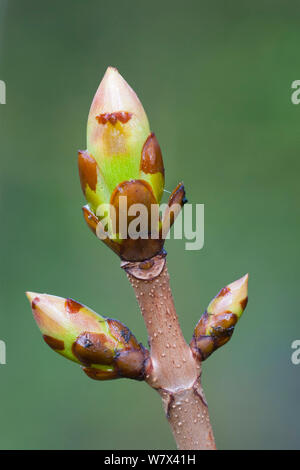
xmin=0 ymin=0 xmax=299 ymax=450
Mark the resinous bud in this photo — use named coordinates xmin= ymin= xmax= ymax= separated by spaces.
xmin=190 ymin=274 xmax=248 ymax=361
xmin=80 ymin=67 xmax=164 ymax=211
xmin=79 ymin=67 xmax=186 ymax=261
xmin=26 ymin=292 xmax=148 ymax=380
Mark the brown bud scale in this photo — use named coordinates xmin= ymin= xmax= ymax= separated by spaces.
xmin=240 ymin=297 xmax=248 ymax=310
xmin=82 ymin=205 xmax=99 ymax=235
xmin=191 ymin=311 xmax=238 ymax=361
xmin=72 ymin=332 xmax=115 ymax=366
xmin=217 ymin=286 xmax=230 ymax=297
xmin=78 ymin=150 xmax=98 ymax=193
xmin=83 ymin=367 xmax=119 ymax=381
xmin=110 ymin=179 xmax=157 ymax=233
xmin=32 ymin=297 xmax=40 ymax=309
xmin=43 ymin=335 xmax=65 ymax=351
xmin=65 ymin=298 xmax=82 ymax=314
xmin=140 ymin=133 xmax=164 ymax=176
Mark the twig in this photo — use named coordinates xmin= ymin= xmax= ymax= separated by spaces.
xmin=122 ymin=253 xmax=216 ymax=450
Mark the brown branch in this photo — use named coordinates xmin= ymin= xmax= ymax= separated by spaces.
xmin=121 ymin=253 xmax=216 ymax=450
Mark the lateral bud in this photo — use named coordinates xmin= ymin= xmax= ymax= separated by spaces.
xmin=190 ymin=274 xmax=248 ymax=361
xmin=26 ymin=292 xmax=148 ymax=381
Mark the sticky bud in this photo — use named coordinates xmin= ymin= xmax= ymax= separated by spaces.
xmin=26 ymin=292 xmax=148 ymax=381
xmin=190 ymin=274 xmax=248 ymax=361
xmin=80 ymin=67 xmax=164 ymax=210
xmin=79 ymin=67 xmax=186 ymax=261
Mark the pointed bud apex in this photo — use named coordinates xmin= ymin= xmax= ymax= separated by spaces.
xmin=207 ymin=274 xmax=248 ymax=319
xmin=84 ymin=66 xmax=164 ymax=205
xmin=190 ymin=274 xmax=248 ymax=361
xmin=26 ymin=292 xmax=148 ymax=380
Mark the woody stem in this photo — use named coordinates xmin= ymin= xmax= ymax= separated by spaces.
xmin=122 ymin=254 xmax=216 ymax=450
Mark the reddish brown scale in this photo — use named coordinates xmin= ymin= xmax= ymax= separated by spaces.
xmin=191 ymin=312 xmax=238 ymax=361
xmin=217 ymin=286 xmax=230 ymax=297
xmin=114 ymin=348 xmax=148 ymax=380
xmin=43 ymin=335 xmax=65 ymax=351
xmin=191 ymin=335 xmax=215 ymax=361
xmin=80 ymin=178 xmax=186 ymax=262
xmin=168 ymin=183 xmax=186 ymax=208
xmin=82 ymin=205 xmax=99 ymax=235
xmin=83 ymin=367 xmax=119 ymax=381
xmin=110 ymin=179 xmax=161 ymax=261
xmin=31 ymin=297 xmax=40 ymax=309
xmin=72 ymin=332 xmax=115 ymax=366
xmin=82 ymin=205 xmax=123 ymax=257
xmin=161 ymin=183 xmax=187 ymax=233
xmin=78 ymin=150 xmax=98 ymax=193
xmin=110 ymin=179 xmax=157 ymax=234
xmin=65 ymin=298 xmax=82 ymax=314
xmin=140 ymin=133 xmax=164 ymax=176
xmin=107 ymin=319 xmax=131 ymax=345
xmin=95 ymin=111 xmax=132 ymax=126
xmin=106 ymin=319 xmax=140 ymax=350
xmin=240 ymin=297 xmax=248 ymax=310
xmin=194 ymin=311 xmax=210 ymax=337
xmin=119 ymin=238 xmax=164 ymax=262
xmin=207 ymin=313 xmax=238 ymax=352
xmin=209 ymin=313 xmax=238 ymax=333
xmin=101 ymin=234 xmax=122 ymax=257
xmin=82 ymin=184 xmax=164 ymax=261
xmin=213 ymin=334 xmax=233 ymax=349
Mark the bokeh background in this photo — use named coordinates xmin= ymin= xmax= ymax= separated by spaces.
xmin=0 ymin=0 xmax=299 ymax=450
